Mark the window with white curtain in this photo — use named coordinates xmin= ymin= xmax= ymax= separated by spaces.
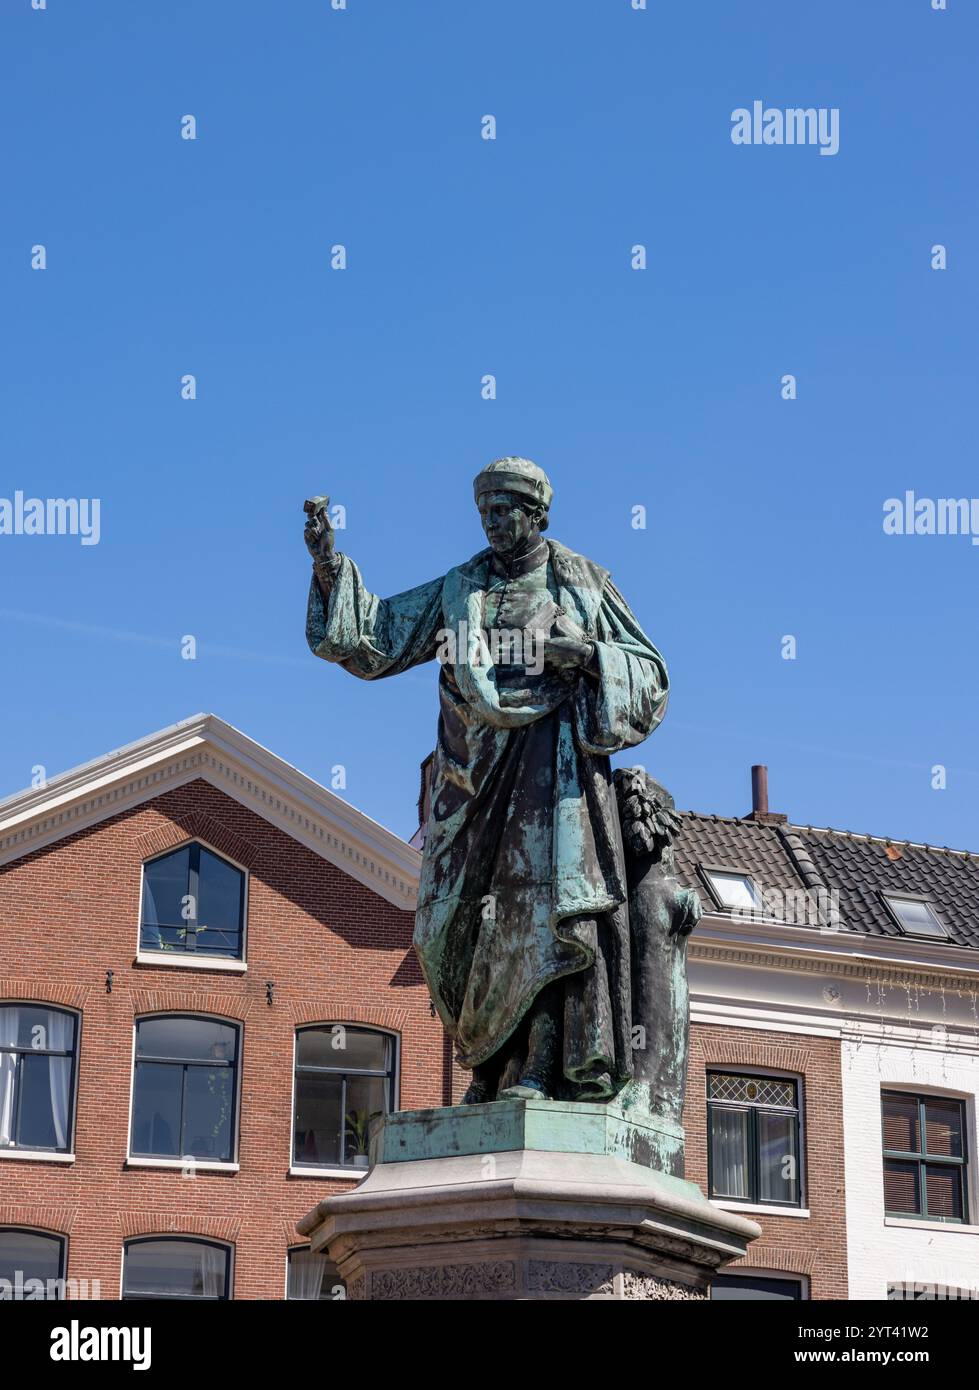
xmin=707 ymin=1071 xmax=802 ymax=1207
xmin=122 ymin=1238 xmax=231 ymax=1300
xmin=286 ymin=1247 xmax=345 ymax=1300
xmin=0 ymin=1005 xmax=77 ymax=1153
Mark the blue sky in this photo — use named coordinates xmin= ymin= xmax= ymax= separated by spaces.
xmin=2 ymin=0 xmax=976 ymax=849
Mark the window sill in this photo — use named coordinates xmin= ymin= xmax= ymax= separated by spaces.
xmin=126 ymin=1157 xmax=240 ymax=1173
xmin=289 ymin=1164 xmax=368 ymax=1180
xmin=0 ymin=1149 xmax=75 ymax=1165
xmin=884 ymin=1216 xmax=979 ymax=1235
xmin=711 ymin=1200 xmax=810 ymax=1219
xmin=134 ymin=952 xmax=247 ymax=973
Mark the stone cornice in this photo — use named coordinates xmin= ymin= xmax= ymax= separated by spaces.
xmin=690 ymin=939 xmax=979 ymax=995
xmin=0 ymin=714 xmax=422 ymax=911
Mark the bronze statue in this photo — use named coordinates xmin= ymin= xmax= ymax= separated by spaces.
xmin=304 ymin=458 xmax=698 ymax=1108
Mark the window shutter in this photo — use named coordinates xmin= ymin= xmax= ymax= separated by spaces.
xmin=883 ymin=1159 xmax=920 ymax=1215
xmin=882 ymin=1094 xmax=919 ymax=1153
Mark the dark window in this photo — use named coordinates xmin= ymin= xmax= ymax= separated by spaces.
xmin=707 ymin=1071 xmax=802 ymax=1207
xmin=0 ymin=1005 xmax=77 ymax=1153
xmin=130 ymin=1017 xmax=239 ymax=1162
xmin=0 ymin=1229 xmax=66 ymax=1299
xmin=286 ymin=1247 xmax=346 ymax=1301
xmin=293 ymin=1026 xmax=395 ymax=1171
xmin=882 ymin=1091 xmax=967 ymax=1223
xmin=712 ymin=1274 xmax=804 ymax=1301
xmin=122 ymin=1238 xmax=230 ymax=1300
xmin=882 ymin=895 xmax=948 ymax=939
xmin=140 ymin=843 xmax=245 ymax=959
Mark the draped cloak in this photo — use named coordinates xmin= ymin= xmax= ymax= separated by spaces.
xmin=306 ymin=539 xmax=668 ymax=1086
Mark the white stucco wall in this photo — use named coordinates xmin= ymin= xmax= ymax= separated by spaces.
xmin=841 ymin=1037 xmax=979 ymax=1300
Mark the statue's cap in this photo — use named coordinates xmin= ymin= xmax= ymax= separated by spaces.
xmin=473 ymin=457 xmax=553 ymax=509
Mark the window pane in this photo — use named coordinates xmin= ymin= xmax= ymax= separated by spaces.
xmin=182 ymin=1067 xmax=233 ymax=1162
xmin=924 ymin=1100 xmax=963 ymax=1159
xmin=884 ymin=1159 xmax=921 ymax=1215
xmin=137 ymin=1018 xmax=237 ymax=1063
xmin=123 ymin=1240 xmax=227 ymax=1298
xmin=287 ymin=1248 xmax=345 ymax=1301
xmin=0 ymin=1005 xmax=74 ymax=1052
xmin=712 ymin=1275 xmax=801 ymax=1301
xmin=0 ymin=1053 xmax=18 ymax=1147
xmin=709 ymin=1107 xmax=748 ymax=1198
xmin=294 ymin=1073 xmax=342 ymax=1166
xmin=17 ymin=1055 xmax=71 ymax=1150
xmin=297 ymin=1026 xmax=389 ymax=1072
xmin=343 ymin=1075 xmax=388 ymax=1164
xmin=196 ymin=849 xmax=243 ymax=953
xmin=142 ymin=848 xmax=191 ymax=936
xmin=0 ymin=1231 xmax=64 ymax=1292
xmin=882 ymin=1094 xmax=919 ymax=1154
xmin=885 ymin=897 xmax=947 ymax=937
xmin=925 ymin=1165 xmax=963 ymax=1221
xmin=708 ymin=1073 xmax=795 ymax=1108
xmin=131 ymin=1063 xmax=182 ymax=1157
xmin=758 ymin=1110 xmax=799 ymax=1204
xmin=707 ymin=872 xmax=758 ymax=911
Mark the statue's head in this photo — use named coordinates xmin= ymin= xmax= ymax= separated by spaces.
xmin=473 ymin=457 xmax=552 ymax=556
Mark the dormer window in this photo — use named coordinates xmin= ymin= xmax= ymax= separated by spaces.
xmin=882 ymin=895 xmax=948 ymax=940
xmin=140 ymin=843 xmax=245 ymax=960
xmin=702 ymin=869 xmax=762 ymax=915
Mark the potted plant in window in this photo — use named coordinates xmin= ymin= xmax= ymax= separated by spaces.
xmin=344 ymin=1109 xmax=381 ymax=1168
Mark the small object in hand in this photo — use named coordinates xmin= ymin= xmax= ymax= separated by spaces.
xmin=304 ymin=495 xmax=331 ymax=519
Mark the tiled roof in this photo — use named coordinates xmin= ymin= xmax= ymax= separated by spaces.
xmin=786 ymin=826 xmax=979 ymax=950
xmin=673 ymin=813 xmax=979 ymax=951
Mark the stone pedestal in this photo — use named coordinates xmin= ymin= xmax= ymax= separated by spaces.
xmin=298 ymin=1099 xmax=759 ymax=1301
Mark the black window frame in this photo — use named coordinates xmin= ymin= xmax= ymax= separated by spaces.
xmin=121 ymin=1235 xmax=232 ymax=1301
xmin=129 ymin=1014 xmax=241 ymax=1163
xmin=0 ymin=1227 xmax=68 ymax=1299
xmin=0 ymin=1003 xmax=79 ymax=1154
xmin=881 ymin=1089 xmax=968 ymax=1224
xmin=139 ymin=840 xmax=246 ymax=961
xmin=707 ymin=1069 xmax=804 ymax=1209
xmin=292 ymin=1024 xmax=397 ymax=1172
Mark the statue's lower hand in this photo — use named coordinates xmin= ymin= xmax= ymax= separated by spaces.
xmin=540 ymin=637 xmax=594 ymax=672
xmin=670 ymin=886 xmax=703 ymax=938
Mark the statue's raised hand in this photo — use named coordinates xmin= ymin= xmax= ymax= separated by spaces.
xmin=304 ymin=496 xmax=335 ymax=564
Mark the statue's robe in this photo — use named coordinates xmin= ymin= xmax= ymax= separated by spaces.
xmin=306 ymin=538 xmax=668 ymax=1099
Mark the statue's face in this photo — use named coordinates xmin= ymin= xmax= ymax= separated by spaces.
xmin=478 ymin=490 xmax=539 ymax=555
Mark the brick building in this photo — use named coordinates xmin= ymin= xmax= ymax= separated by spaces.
xmin=1 ymin=715 xmax=976 ymax=1300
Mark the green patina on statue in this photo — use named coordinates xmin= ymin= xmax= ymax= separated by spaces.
xmin=304 ymin=459 xmax=700 ymax=1115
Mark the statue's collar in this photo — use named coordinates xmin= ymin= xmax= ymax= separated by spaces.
xmin=452 ymin=540 xmax=609 ymax=596
xmin=489 ymin=537 xmax=549 ymax=580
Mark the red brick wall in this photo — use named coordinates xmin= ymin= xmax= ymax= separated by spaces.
xmin=0 ymin=778 xmax=462 ymax=1299
xmin=684 ymin=1023 xmax=848 ymax=1300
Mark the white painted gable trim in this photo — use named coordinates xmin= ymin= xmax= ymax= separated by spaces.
xmin=0 ymin=714 xmax=422 ymax=911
